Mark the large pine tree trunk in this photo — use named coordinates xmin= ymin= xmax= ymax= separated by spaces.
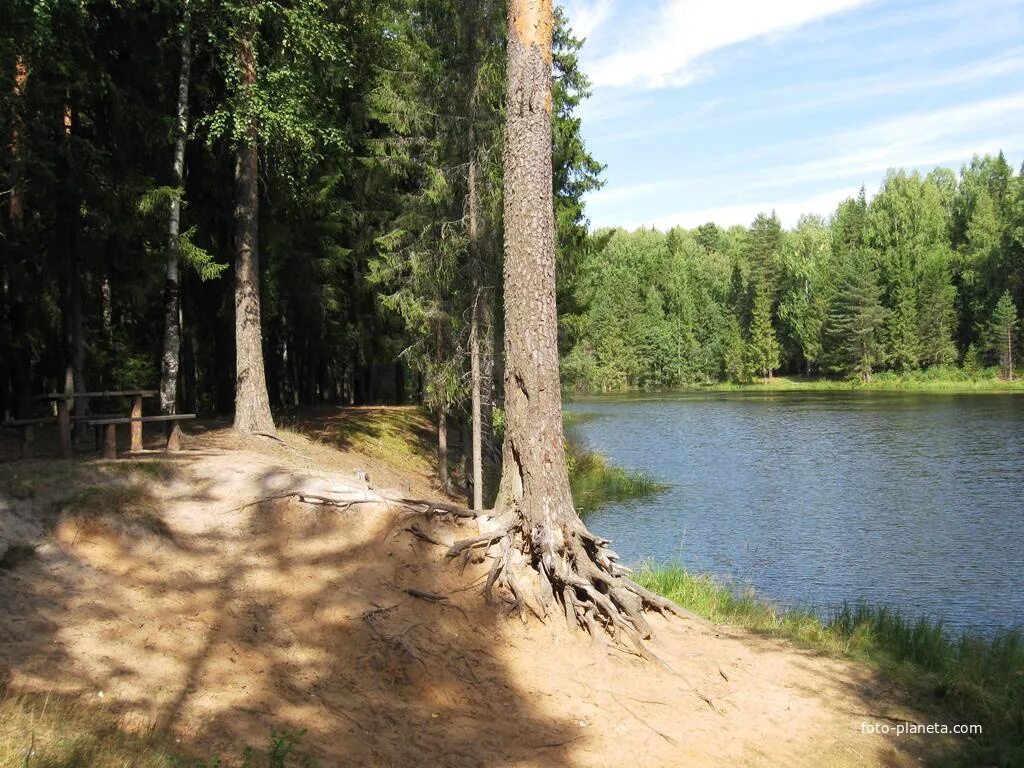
xmin=467 ymin=0 xmax=675 ymax=652
xmin=232 ymin=20 xmax=275 ymax=434
xmin=496 ymin=0 xmax=575 ymax=530
xmin=160 ymin=0 xmax=192 ymax=415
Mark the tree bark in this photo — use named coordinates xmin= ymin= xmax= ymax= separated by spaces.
xmin=6 ymin=57 xmax=31 ymax=418
xmin=456 ymin=0 xmax=676 ymax=652
xmin=58 ymin=105 xmax=86 ymax=439
xmin=160 ymin=0 xmax=192 ymax=415
xmin=467 ymin=1 xmax=484 ymax=510
xmin=497 ymin=0 xmax=572 ymax=518
xmin=438 ymin=401 xmax=449 ymax=491
xmin=232 ymin=14 xmax=276 ymax=434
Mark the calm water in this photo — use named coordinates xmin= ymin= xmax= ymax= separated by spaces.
xmin=567 ymin=392 xmax=1024 ymax=634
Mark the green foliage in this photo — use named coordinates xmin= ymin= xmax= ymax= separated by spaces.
xmin=989 ymin=291 xmax=1019 ymax=378
xmin=823 ymin=249 xmax=888 ymax=381
xmin=560 ymin=155 xmax=1023 ymax=391
xmin=746 ymin=283 xmax=780 ymax=380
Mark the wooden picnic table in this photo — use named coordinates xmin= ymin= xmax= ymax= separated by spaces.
xmin=37 ymin=390 xmax=159 ymax=458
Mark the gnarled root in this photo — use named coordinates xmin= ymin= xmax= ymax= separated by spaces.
xmin=447 ymin=508 xmax=680 ymax=659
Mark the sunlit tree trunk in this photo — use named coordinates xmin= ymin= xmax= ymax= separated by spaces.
xmin=467 ymin=0 xmax=484 ymax=510
xmin=160 ymin=0 xmax=192 ymax=415
xmin=232 ymin=11 xmax=275 ymax=434
xmin=497 ymin=0 xmax=573 ymax=516
xmin=467 ymin=0 xmax=675 ymax=650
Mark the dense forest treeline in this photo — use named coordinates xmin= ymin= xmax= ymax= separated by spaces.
xmin=0 ymin=0 xmax=599 ymax=461
xmin=560 ymin=155 xmax=1024 ymax=390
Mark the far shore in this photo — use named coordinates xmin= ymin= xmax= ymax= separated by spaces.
xmin=566 ymin=371 xmax=1024 ymax=397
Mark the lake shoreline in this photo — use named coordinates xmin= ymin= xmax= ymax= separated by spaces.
xmin=566 ymin=413 xmax=1024 ymax=767
xmin=565 ymin=371 xmax=1024 ymax=397
xmin=637 ymin=564 xmax=1023 ymax=768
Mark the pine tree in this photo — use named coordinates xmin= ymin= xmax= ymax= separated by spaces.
xmin=471 ymin=0 xmax=675 ymax=651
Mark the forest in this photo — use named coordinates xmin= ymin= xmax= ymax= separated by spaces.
xmin=560 ymin=156 xmax=1024 ymax=390
xmin=3 ymin=2 xmax=1022 ymax=456
xmin=0 ymin=0 xmax=599 ymax=442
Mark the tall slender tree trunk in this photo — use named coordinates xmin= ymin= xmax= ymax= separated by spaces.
xmin=438 ymin=400 xmax=449 ymax=490
xmin=232 ymin=15 xmax=275 ymax=434
xmin=467 ymin=1 xmax=484 ymax=510
xmin=464 ymin=0 xmax=675 ymax=650
xmin=160 ymin=0 xmax=192 ymax=415
xmin=58 ymin=105 xmax=87 ymax=435
xmin=6 ymin=57 xmax=31 ymax=418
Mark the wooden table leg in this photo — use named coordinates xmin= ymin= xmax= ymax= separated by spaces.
xmin=21 ymin=425 xmax=34 ymax=460
xmin=130 ymin=395 xmax=143 ymax=452
xmin=58 ymin=399 xmax=72 ymax=459
xmin=104 ymin=423 xmax=117 ymax=459
xmin=167 ymin=422 xmax=182 ymax=452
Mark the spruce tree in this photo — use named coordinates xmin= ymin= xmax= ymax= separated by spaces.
xmin=990 ymin=291 xmax=1018 ymax=379
xmin=747 ymin=283 xmax=780 ymax=381
xmin=824 ymin=251 xmax=888 ymax=381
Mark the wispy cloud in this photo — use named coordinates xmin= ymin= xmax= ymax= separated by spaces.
xmin=560 ymin=0 xmax=616 ymax=41
xmin=745 ymin=93 xmax=1024 ymax=189
xmin=623 ymin=185 xmax=870 ymax=230
xmin=587 ymin=93 xmax=1024 ymax=227
xmin=584 ymin=0 xmax=874 ymax=90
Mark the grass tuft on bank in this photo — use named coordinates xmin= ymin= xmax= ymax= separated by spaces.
xmin=639 ymin=565 xmax=1024 ymax=768
xmin=565 ymin=435 xmax=665 ymax=516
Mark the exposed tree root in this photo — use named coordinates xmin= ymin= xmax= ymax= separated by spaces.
xmin=446 ymin=507 xmax=682 ymax=659
xmin=238 ymin=489 xmax=679 ymax=658
xmin=231 ymin=490 xmax=481 ymax=520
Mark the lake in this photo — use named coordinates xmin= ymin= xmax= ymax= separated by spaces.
xmin=566 ymin=391 xmax=1024 ymax=634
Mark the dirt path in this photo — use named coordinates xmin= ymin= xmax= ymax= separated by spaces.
xmin=0 ymin=428 xmax=943 ymax=766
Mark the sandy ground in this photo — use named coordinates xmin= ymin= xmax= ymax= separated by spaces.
xmin=0 ymin=427 xmax=945 ymax=767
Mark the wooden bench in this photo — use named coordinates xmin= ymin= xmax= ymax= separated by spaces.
xmin=2 ymin=417 xmax=57 ymax=459
xmin=40 ymin=390 xmax=158 ymax=458
xmin=88 ymin=414 xmax=196 ymax=459
xmin=72 ymin=413 xmax=126 ymax=451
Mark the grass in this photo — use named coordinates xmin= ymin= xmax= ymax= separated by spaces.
xmin=0 ymin=460 xmax=174 ymax=502
xmin=659 ymin=367 xmax=1024 ymax=393
xmin=638 ymin=565 xmax=1024 ymax=768
xmin=565 ymin=433 xmax=666 ymax=515
xmin=55 ymin=484 xmax=174 ymax=540
xmin=0 ymin=689 xmax=318 ymax=767
xmin=281 ymin=406 xmax=438 ymax=477
xmin=0 ymin=690 xmax=180 ymax=768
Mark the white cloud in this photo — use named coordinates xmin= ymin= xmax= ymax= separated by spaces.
xmin=626 ymin=185 xmax=871 ymax=230
xmin=560 ymin=0 xmax=616 ymax=41
xmin=585 ymin=0 xmax=874 ymax=90
xmin=586 ymin=93 xmax=1024 ymax=229
xmin=742 ymin=93 xmax=1024 ymax=190
xmin=591 ymin=92 xmax=1024 ymax=206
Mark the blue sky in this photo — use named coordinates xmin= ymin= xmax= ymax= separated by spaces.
xmin=559 ymin=0 xmax=1024 ymax=230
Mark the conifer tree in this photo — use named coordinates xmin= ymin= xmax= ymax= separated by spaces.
xmin=990 ymin=291 xmax=1018 ymax=379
